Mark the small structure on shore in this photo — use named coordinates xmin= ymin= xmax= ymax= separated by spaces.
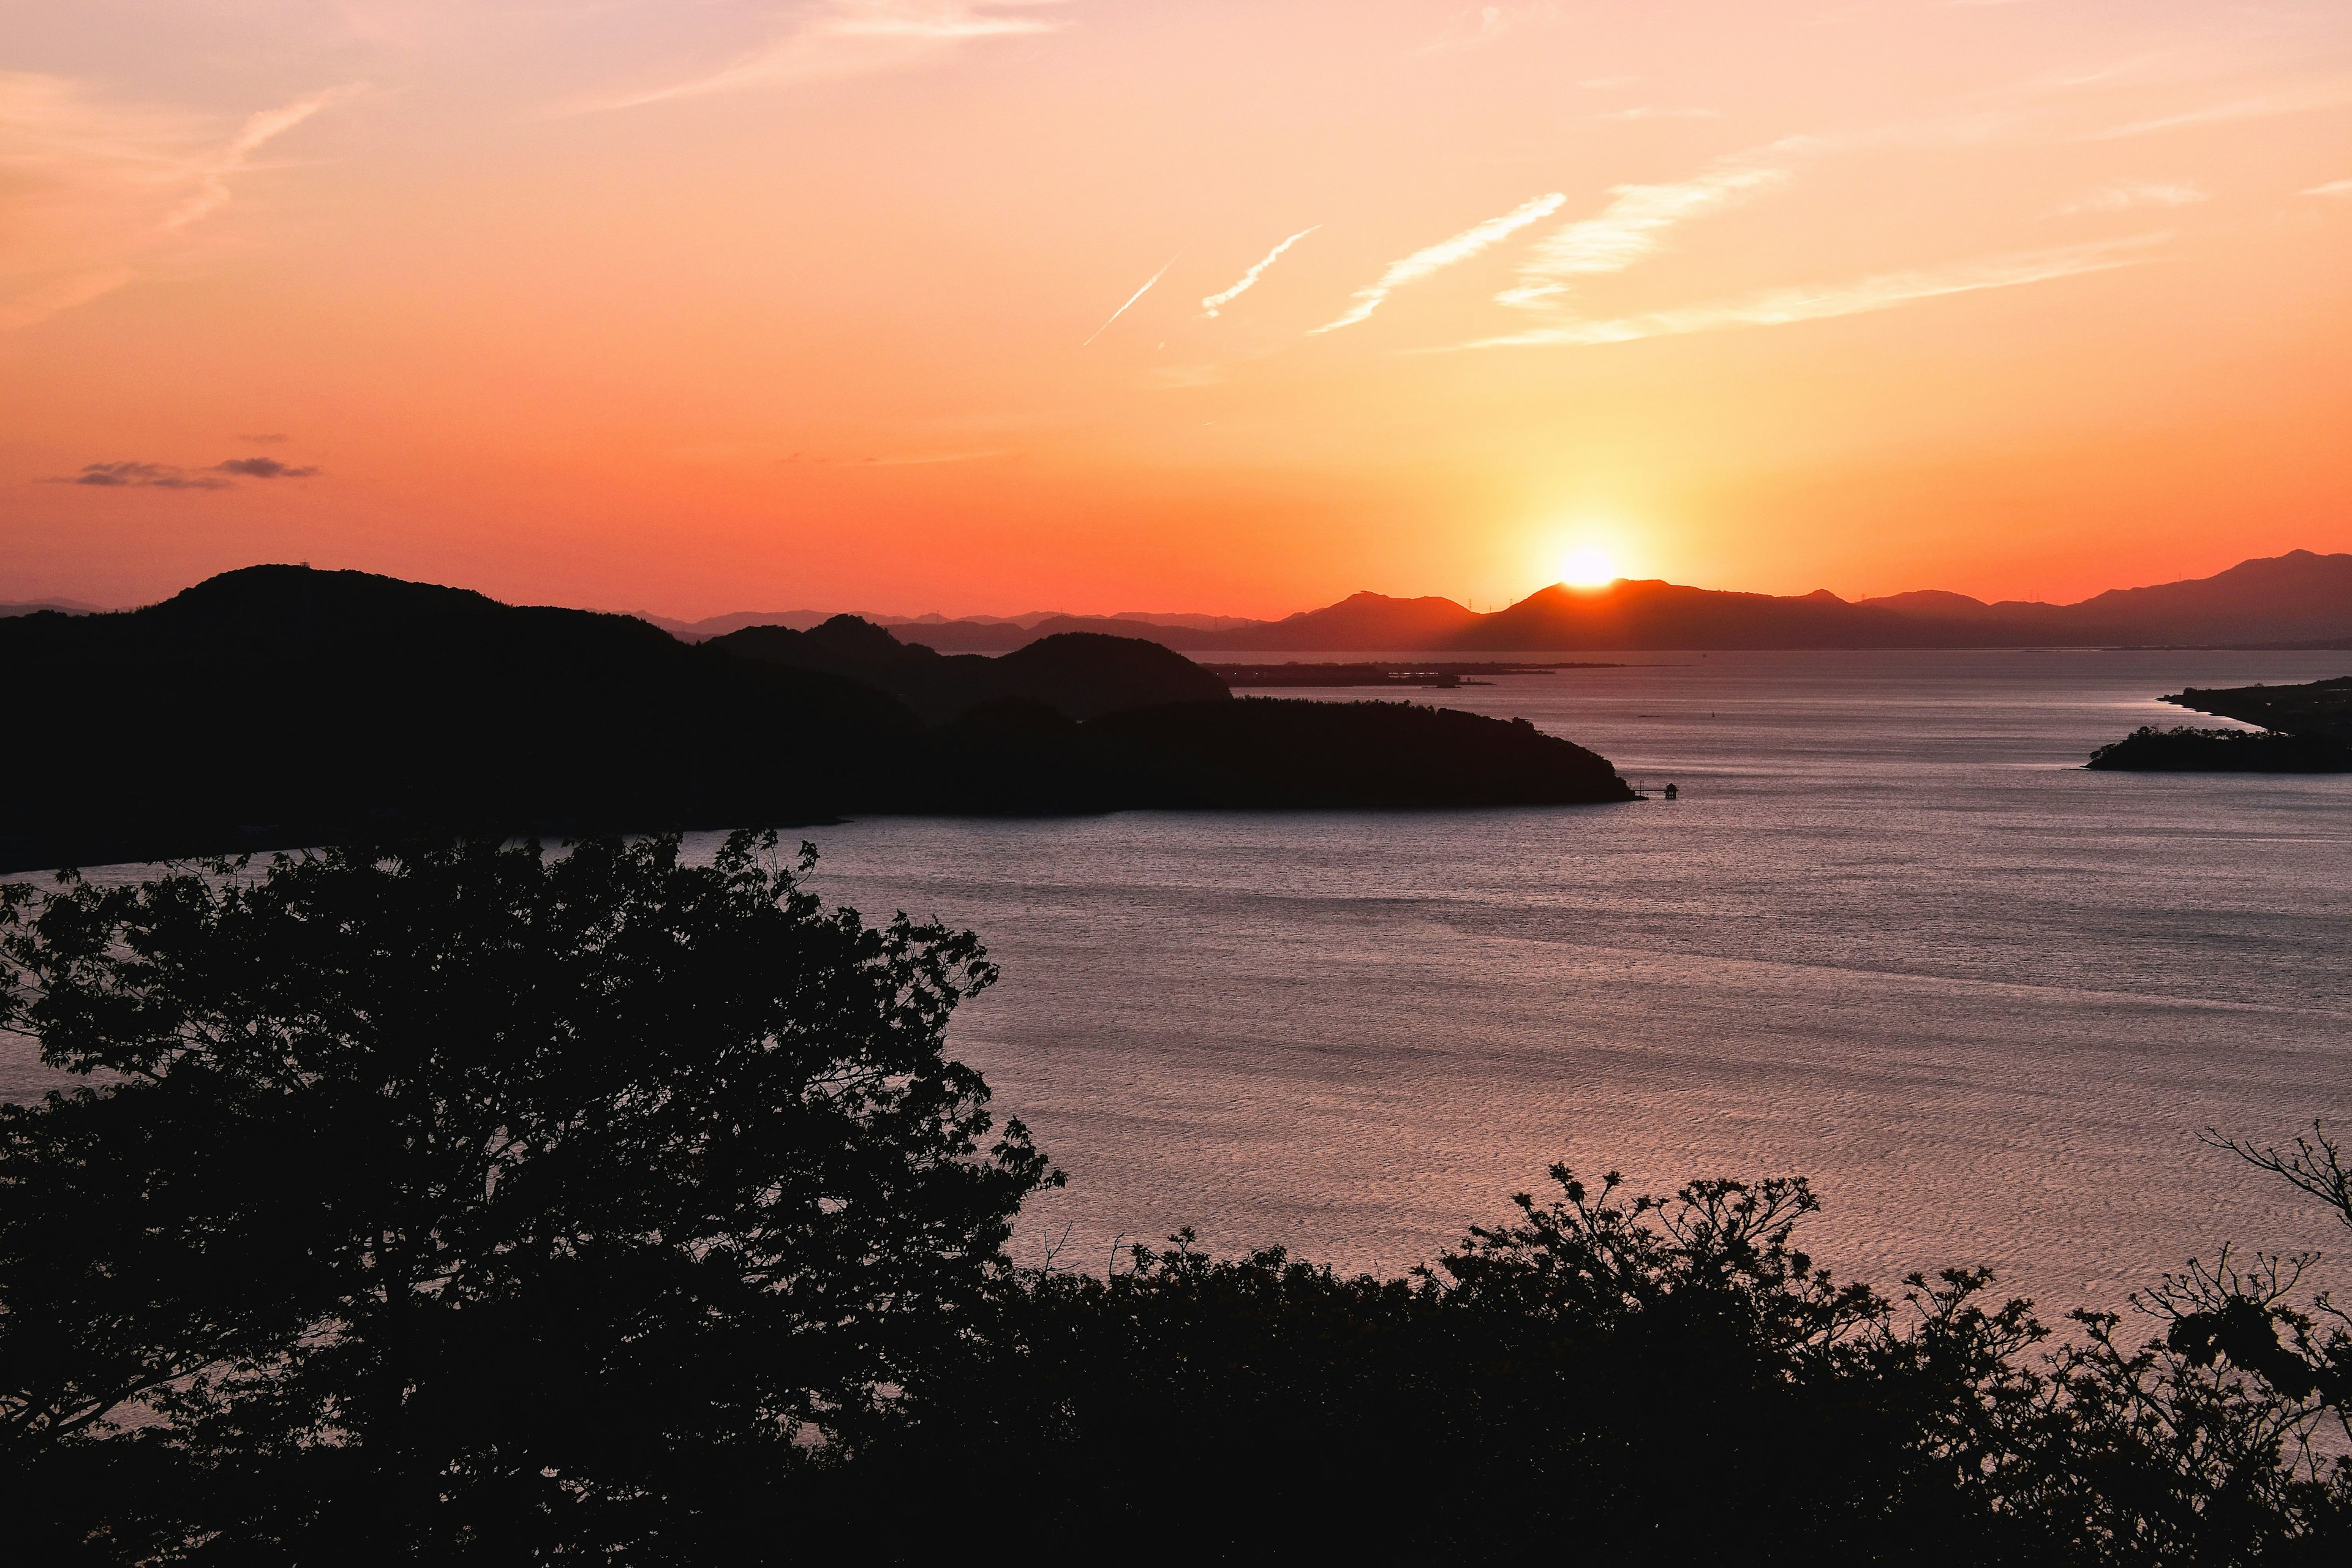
xmin=1663 ymin=782 xmax=1679 ymax=800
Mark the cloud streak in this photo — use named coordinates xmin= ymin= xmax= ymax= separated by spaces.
xmin=1200 ymin=227 xmax=1317 ymax=317
xmin=2305 ymin=178 xmax=2352 ymax=198
xmin=591 ymin=1 xmax=1067 ymax=110
xmin=42 ymin=457 xmax=322 ymax=488
xmin=1498 ymin=144 xmax=1806 ymax=311
xmin=164 ymin=88 xmax=352 ymax=230
xmin=1420 ymin=4 xmax=1563 ymax=55
xmin=0 ymin=75 xmax=352 ymax=331
xmin=1083 ymin=252 xmax=1178 ymax=345
xmin=2056 ymin=181 xmax=2205 ymax=213
xmin=1311 ymin=194 xmax=1564 ymax=334
xmin=215 ymin=457 xmax=322 ymax=479
xmin=2089 ymin=79 xmax=2352 ymax=140
xmin=1591 ymin=106 xmax=1722 ymax=121
xmin=1457 ymin=234 xmax=2166 ymax=350
xmin=48 ymin=461 xmax=232 ymax=490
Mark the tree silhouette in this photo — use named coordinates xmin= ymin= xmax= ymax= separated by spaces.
xmin=0 ymin=831 xmax=1052 ymax=1560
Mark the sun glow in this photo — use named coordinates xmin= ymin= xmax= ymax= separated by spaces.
xmin=1559 ymin=546 xmax=1619 ymax=589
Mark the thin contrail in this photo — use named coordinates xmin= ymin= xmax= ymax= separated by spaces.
xmin=1084 ymin=253 xmax=1180 ymax=345
xmin=1200 ymin=226 xmax=1318 ymax=317
xmin=1453 ymin=233 xmax=2166 ymax=350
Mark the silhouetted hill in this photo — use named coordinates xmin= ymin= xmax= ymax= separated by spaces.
xmin=634 ymin=607 xmax=837 ymax=639
xmin=995 ymin=633 xmax=1232 ymax=715
xmin=1438 ymin=552 xmax=2352 ymax=650
xmin=1855 ymin=589 xmax=2008 ymax=620
xmin=0 ymin=565 xmax=924 ymax=871
xmin=861 ymin=593 xmax=1481 ymax=654
xmin=668 ymin=549 xmax=2352 ymax=654
xmin=865 ymin=552 xmax=2351 ymax=654
xmin=709 ymin=618 xmax=1228 ymax=720
xmin=862 ymin=613 xmax=1235 ymax=653
xmin=1447 ymin=581 xmax=1950 ymax=650
xmin=1860 ymin=551 xmax=2352 ymax=646
xmin=1213 ymin=591 xmax=1483 ymax=651
xmin=2056 ymin=551 xmax=2352 ymax=643
xmin=0 ymin=567 xmax=1632 ymax=869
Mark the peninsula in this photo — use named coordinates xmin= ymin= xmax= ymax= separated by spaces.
xmin=0 ymin=566 xmax=1635 ymax=872
xmin=2086 ymin=676 xmax=2352 ymax=772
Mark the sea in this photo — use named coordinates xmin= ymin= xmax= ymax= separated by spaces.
xmin=7 ymin=649 xmax=2348 ymax=1316
xmin=771 ymin=649 xmax=2352 ymax=1314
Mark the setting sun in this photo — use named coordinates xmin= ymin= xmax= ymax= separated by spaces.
xmin=1560 ymin=547 xmax=1619 ymax=589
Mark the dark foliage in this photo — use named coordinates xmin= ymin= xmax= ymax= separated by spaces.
xmin=7 ymin=843 xmax=2343 ymax=1561
xmin=846 ymin=1170 xmax=2352 ymax=1564
xmin=2151 ymin=1126 xmax=2352 ymax=1421
xmin=0 ymin=832 xmax=1052 ymax=1561
xmin=2085 ymin=726 xmax=2352 ymax=772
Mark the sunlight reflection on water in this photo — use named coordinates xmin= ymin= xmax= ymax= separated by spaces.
xmin=766 ymin=649 xmax=2352 ymax=1311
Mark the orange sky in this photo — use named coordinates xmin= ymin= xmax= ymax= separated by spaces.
xmin=3 ymin=1 xmax=2348 ymax=618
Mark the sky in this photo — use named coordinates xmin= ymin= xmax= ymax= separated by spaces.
xmin=2 ymin=1 xmax=2348 ymax=619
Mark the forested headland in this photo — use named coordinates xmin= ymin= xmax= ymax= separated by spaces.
xmin=0 ymin=566 xmax=1634 ymax=873
xmin=2087 ymin=677 xmax=2352 ymax=771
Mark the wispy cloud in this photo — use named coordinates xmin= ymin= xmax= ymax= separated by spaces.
xmin=589 ymin=1 xmax=1067 ymax=110
xmin=215 ymin=456 xmax=322 ymax=479
xmin=1200 ymin=227 xmax=1317 ymax=318
xmin=1311 ymin=194 xmax=1564 ymax=334
xmin=47 ymin=461 xmax=230 ymax=490
xmin=1421 ymin=5 xmax=1562 ymax=55
xmin=1457 ymin=234 xmax=2165 ymax=350
xmin=1496 ymin=144 xmax=1806 ymax=311
xmin=41 ymin=456 xmax=322 ymax=488
xmin=164 ymin=88 xmax=351 ymax=230
xmin=2089 ymin=79 xmax=2352 ymax=140
xmin=2056 ymin=180 xmax=2206 ymax=214
xmin=868 ymin=448 xmax=1015 ymax=466
xmin=1592 ymin=106 xmax=1722 ymax=122
xmin=2305 ymin=178 xmax=2352 ymax=198
xmin=1084 ymin=252 xmax=1178 ymax=345
xmin=0 ymin=268 xmax=137 ymax=334
xmin=0 ymin=75 xmax=352 ymax=331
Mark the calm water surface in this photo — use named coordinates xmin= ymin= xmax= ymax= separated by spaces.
xmin=7 ymin=650 xmax=2348 ymax=1313
xmin=767 ymin=649 xmax=2352 ymax=1310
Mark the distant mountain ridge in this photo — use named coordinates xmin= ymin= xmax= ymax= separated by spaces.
xmin=17 ymin=549 xmax=2351 ymax=652
xmin=0 ymin=597 xmax=106 ymax=618
xmin=729 ymin=549 xmax=2350 ymax=653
